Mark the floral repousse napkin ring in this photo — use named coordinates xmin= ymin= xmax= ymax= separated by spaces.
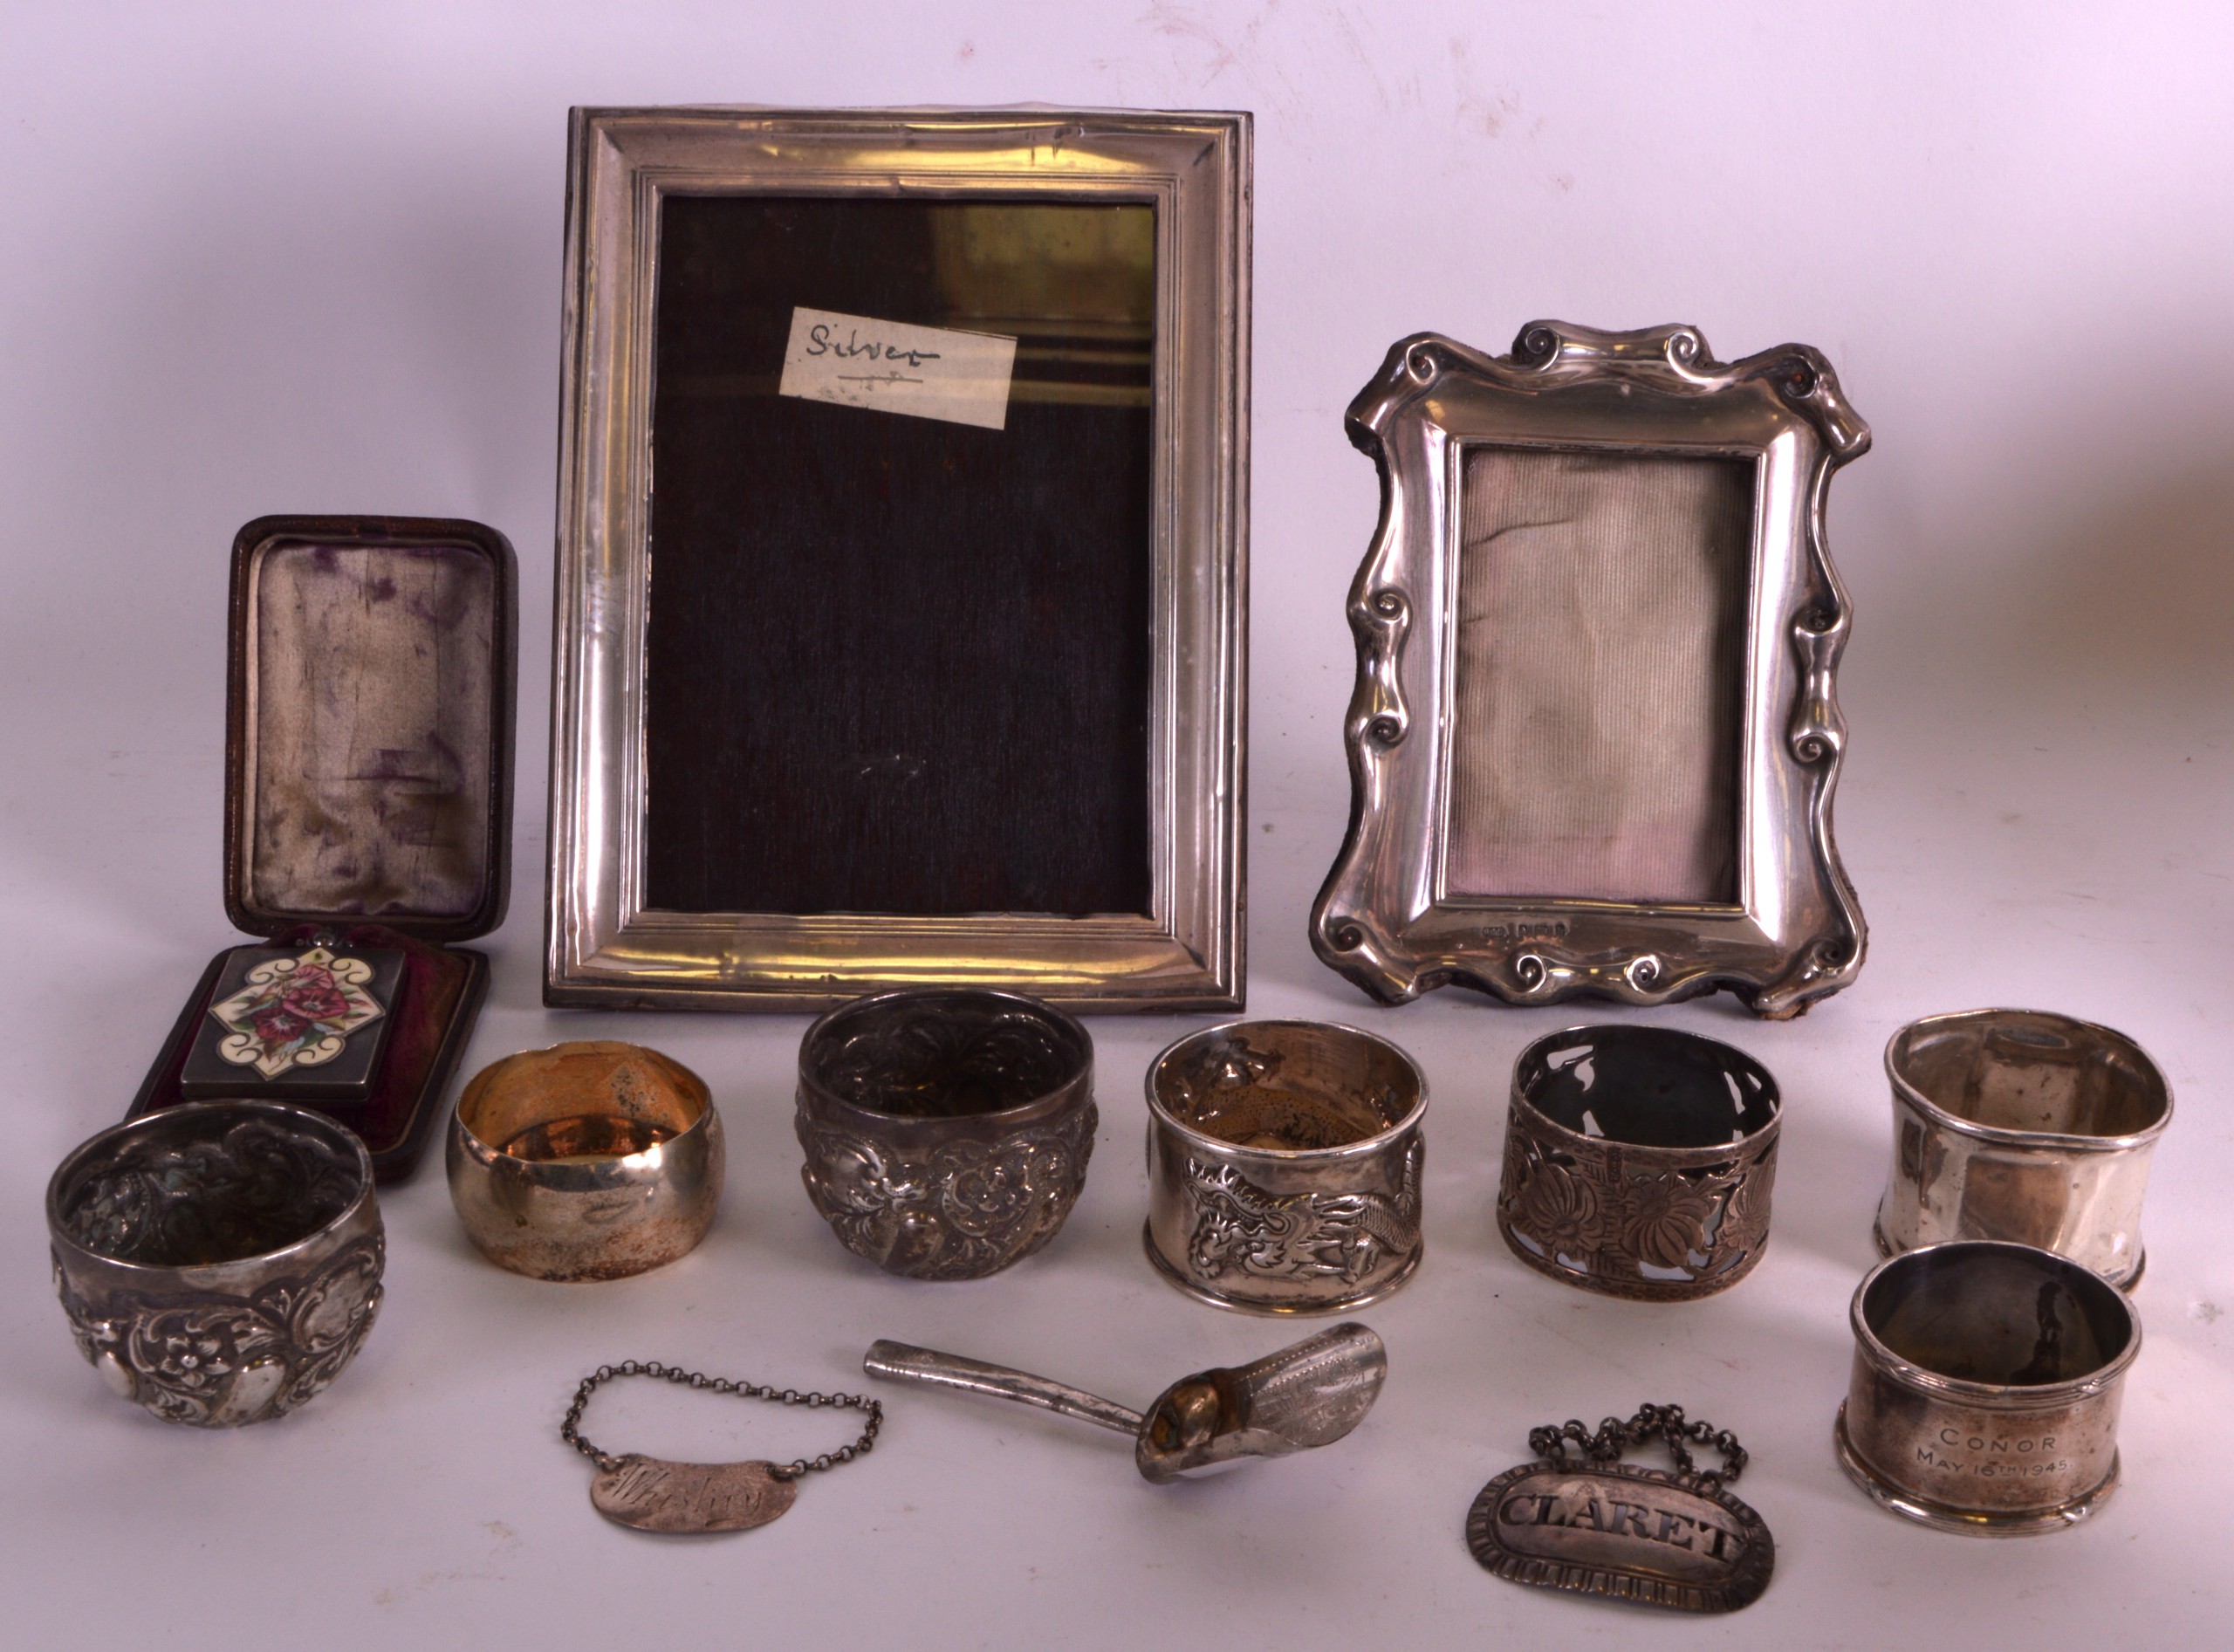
xmin=46 ymin=1100 xmax=385 ymax=1427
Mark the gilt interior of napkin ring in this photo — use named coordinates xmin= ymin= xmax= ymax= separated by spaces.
xmin=457 ymin=1041 xmax=708 ymax=1162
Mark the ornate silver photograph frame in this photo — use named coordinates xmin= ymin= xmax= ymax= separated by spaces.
xmin=1310 ymin=322 xmax=1868 ymax=1018
xmin=547 ymin=107 xmax=1249 ymax=1011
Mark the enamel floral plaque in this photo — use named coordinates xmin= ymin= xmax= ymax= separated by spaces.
xmin=207 ymin=947 xmax=386 ymax=1079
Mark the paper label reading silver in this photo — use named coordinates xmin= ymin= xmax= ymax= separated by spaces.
xmin=778 ymin=306 xmax=1018 ymax=430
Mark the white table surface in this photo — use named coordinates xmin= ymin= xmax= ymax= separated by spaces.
xmin=4 ymin=4 xmax=2231 ymax=1647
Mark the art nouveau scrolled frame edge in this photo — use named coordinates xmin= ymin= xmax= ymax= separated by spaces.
xmin=545 ymin=106 xmax=1250 ymax=1012
xmin=1308 ymin=321 xmax=1869 ymax=1019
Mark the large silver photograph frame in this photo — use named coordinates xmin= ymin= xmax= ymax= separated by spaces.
xmin=547 ymin=107 xmax=1250 ymax=1011
xmin=1311 ymin=322 xmax=1869 ymax=1018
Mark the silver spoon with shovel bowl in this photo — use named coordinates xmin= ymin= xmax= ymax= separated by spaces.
xmin=863 ymin=1321 xmax=1387 ymax=1483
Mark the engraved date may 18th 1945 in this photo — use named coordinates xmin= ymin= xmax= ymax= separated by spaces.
xmin=1914 ymin=1429 xmax=2071 ymax=1480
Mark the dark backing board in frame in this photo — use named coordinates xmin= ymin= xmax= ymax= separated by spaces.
xmin=643 ymin=196 xmax=1155 ymax=919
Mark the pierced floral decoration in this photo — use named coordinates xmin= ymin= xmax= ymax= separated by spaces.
xmin=1516 ymin=1155 xmax=1604 ymax=1256
xmin=1618 ymin=1176 xmax=1719 ymax=1272
xmin=207 ymin=946 xmax=385 ymax=1080
xmin=1499 ymin=1107 xmax=1775 ymax=1301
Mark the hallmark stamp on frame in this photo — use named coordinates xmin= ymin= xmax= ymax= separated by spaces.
xmin=778 ymin=305 xmax=1017 ymax=430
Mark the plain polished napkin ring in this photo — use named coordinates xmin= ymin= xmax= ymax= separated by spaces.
xmin=449 ymin=1042 xmax=725 ymax=1282
xmin=1874 ymin=1009 xmax=2170 ymax=1289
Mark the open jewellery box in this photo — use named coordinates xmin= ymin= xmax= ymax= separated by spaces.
xmin=128 ymin=515 xmax=517 ymax=1181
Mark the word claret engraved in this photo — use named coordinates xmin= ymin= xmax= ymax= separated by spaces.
xmin=1467 ymin=1462 xmax=1773 ymax=1614
xmin=778 ymin=305 xmax=1018 ymax=430
xmin=1468 ymin=1409 xmax=1771 ymax=1615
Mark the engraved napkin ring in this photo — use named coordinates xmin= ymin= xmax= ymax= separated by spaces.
xmin=1835 ymin=1240 xmax=2141 ymax=1535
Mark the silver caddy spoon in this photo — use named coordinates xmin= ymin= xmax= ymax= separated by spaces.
xmin=864 ymin=1322 xmax=1387 ymax=1483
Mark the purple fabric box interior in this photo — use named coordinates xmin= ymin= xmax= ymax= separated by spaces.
xmin=129 ymin=516 xmax=517 ymax=1181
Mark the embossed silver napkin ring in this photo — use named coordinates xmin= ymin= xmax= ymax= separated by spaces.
xmin=449 ymin=1041 xmax=724 ymax=1282
xmin=796 ymin=989 xmax=1095 ymax=1281
xmin=1468 ymin=1403 xmax=1771 ymax=1613
xmin=1875 ymin=1009 xmax=2170 ymax=1289
xmin=1144 ymin=1019 xmax=1426 ymax=1314
xmin=46 ymin=1100 xmax=384 ymax=1427
xmin=1499 ymin=1025 xmax=1778 ymax=1301
xmin=1836 ymin=1240 xmax=2141 ymax=1535
xmin=560 ymin=1360 xmax=881 ymax=1533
